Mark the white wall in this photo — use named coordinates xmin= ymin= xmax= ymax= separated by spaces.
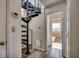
xmin=67 ymin=0 xmax=79 ymax=57
xmin=29 ymin=4 xmax=46 ymax=49
xmin=7 ymin=0 xmax=21 ymax=58
xmin=45 ymin=2 xmax=66 ymax=15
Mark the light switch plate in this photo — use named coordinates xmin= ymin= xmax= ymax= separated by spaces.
xmin=12 ymin=26 xmax=16 ymax=32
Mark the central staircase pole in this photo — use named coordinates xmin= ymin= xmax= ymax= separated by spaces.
xmin=25 ymin=0 xmax=30 ymax=54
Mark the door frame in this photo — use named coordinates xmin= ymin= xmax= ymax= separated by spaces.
xmin=46 ymin=10 xmax=70 ymax=57
xmin=6 ymin=0 xmax=7 ymax=57
xmin=0 ymin=0 xmax=7 ymax=58
xmin=46 ymin=11 xmax=63 ymax=49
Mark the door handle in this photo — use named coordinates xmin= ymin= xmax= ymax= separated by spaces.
xmin=0 ymin=41 xmax=5 ymax=46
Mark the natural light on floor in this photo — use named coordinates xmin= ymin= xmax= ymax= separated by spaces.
xmin=52 ymin=42 xmax=62 ymax=49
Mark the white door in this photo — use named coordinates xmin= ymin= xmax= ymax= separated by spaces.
xmin=0 ymin=0 xmax=7 ymax=58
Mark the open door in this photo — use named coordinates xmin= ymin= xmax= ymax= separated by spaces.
xmin=0 ymin=0 xmax=7 ymax=58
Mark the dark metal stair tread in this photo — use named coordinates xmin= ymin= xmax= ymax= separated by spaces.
xmin=22 ymin=39 xmax=27 ymax=41
xmin=22 ymin=30 xmax=27 ymax=32
xmin=21 ymin=1 xmax=41 ymax=12
xmin=30 ymin=13 xmax=39 ymax=18
xmin=22 ymin=35 xmax=27 ymax=37
xmin=22 ymin=6 xmax=35 ymax=11
xmin=22 ymin=42 xmax=32 ymax=46
xmin=22 ymin=42 xmax=27 ymax=45
xmin=21 ymin=1 xmax=34 ymax=10
xmin=21 ymin=25 xmax=32 ymax=31
xmin=22 ymin=41 xmax=32 ymax=47
xmin=29 ymin=44 xmax=32 ymax=46
xmin=21 ymin=25 xmax=27 ymax=28
xmin=22 ymin=18 xmax=29 ymax=23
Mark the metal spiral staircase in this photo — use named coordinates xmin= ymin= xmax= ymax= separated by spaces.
xmin=21 ymin=0 xmax=41 ymax=55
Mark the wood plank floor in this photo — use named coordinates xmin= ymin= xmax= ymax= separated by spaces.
xmin=42 ymin=47 xmax=63 ymax=58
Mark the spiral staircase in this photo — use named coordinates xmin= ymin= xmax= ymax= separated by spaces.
xmin=21 ymin=0 xmax=41 ymax=56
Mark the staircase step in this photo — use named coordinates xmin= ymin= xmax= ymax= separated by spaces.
xmin=21 ymin=1 xmax=41 ymax=13
xmin=22 ymin=42 xmax=32 ymax=47
xmin=22 ymin=42 xmax=32 ymax=46
xmin=28 ymin=8 xmax=35 ymax=11
xmin=22 ymin=35 xmax=27 ymax=37
xmin=21 ymin=25 xmax=27 ymax=28
xmin=22 ymin=30 xmax=27 ymax=32
xmin=22 ymin=1 xmax=34 ymax=10
xmin=22 ymin=39 xmax=27 ymax=41
xmin=22 ymin=18 xmax=29 ymax=23
xmin=22 ymin=42 xmax=27 ymax=45
xmin=22 ymin=6 xmax=35 ymax=11
xmin=30 ymin=13 xmax=39 ymax=18
xmin=29 ymin=44 xmax=32 ymax=46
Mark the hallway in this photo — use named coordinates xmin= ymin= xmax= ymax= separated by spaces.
xmin=42 ymin=44 xmax=63 ymax=58
xmin=0 ymin=0 xmax=79 ymax=58
xmin=43 ymin=42 xmax=63 ymax=58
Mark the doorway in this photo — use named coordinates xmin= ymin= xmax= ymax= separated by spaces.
xmin=51 ymin=12 xmax=63 ymax=58
xmin=52 ymin=22 xmax=62 ymax=50
xmin=45 ymin=11 xmax=63 ymax=58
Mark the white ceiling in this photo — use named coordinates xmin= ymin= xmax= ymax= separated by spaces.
xmin=40 ymin=0 xmax=65 ymax=8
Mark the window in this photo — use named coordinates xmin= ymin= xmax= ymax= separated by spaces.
xmin=52 ymin=23 xmax=61 ymax=32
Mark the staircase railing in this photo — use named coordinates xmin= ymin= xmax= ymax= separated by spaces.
xmin=21 ymin=0 xmax=41 ymax=55
xmin=22 ymin=26 xmax=33 ymax=48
